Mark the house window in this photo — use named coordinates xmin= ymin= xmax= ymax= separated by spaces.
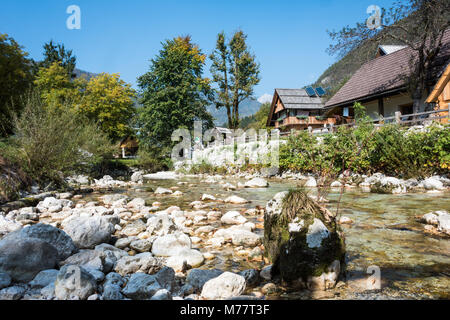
xmin=343 ymin=107 xmax=349 ymax=117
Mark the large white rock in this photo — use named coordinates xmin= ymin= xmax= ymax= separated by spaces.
xmin=54 ymin=265 xmax=97 ymax=300
xmin=224 ymin=195 xmax=250 ymax=204
xmin=151 ymin=232 xmax=192 ymax=257
xmin=221 ymin=211 xmax=247 ymax=225
xmin=244 ymin=178 xmax=268 ymax=188
xmin=154 ymin=187 xmax=173 ymax=195
xmin=201 ymin=272 xmax=246 ymax=300
xmin=0 ymin=215 xmax=22 ymax=236
xmin=61 ymin=216 xmax=116 ymax=249
xmin=165 ymin=248 xmax=205 ymax=271
xmin=113 ymin=253 xmax=164 ymax=276
xmin=437 ymin=213 xmax=450 ymax=235
xmin=421 ymin=177 xmax=445 ymax=190
xmin=304 ymin=177 xmax=317 ymax=187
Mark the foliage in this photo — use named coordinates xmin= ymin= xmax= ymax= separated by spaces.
xmin=137 ymin=36 xmax=213 ymax=155
xmin=9 ymin=92 xmax=114 ymax=185
xmin=0 ymin=33 xmax=33 ymax=136
xmin=136 ymin=148 xmax=172 ymax=172
xmin=280 ymin=120 xmax=449 ymax=179
xmin=34 ymin=61 xmax=83 ymax=108
xmin=36 ymin=40 xmax=77 ymax=77
xmin=78 ymin=73 xmax=136 ymax=141
xmin=210 ymin=30 xmax=260 ymax=128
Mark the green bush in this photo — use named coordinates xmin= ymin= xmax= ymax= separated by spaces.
xmin=279 ymin=103 xmax=449 ymax=178
xmin=137 ymin=148 xmax=172 ymax=173
xmin=9 ymin=92 xmax=115 ymax=185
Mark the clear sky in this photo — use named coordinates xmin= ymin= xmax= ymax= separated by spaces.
xmin=1 ymin=0 xmax=396 ymax=101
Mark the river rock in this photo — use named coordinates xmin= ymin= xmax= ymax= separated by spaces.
xmin=371 ymin=177 xmax=406 ymax=194
xmin=224 ymin=196 xmax=250 ymax=204
xmin=54 ymin=265 xmax=97 ymax=300
xmin=121 ymin=219 xmax=147 ymax=236
xmin=151 ymin=288 xmax=172 ymax=300
xmin=29 ymin=269 xmax=59 ymax=289
xmin=0 ymin=215 xmax=22 ymax=236
xmin=238 ymin=269 xmax=260 ymax=287
xmin=101 ymin=194 xmax=128 ymax=206
xmin=61 ymin=216 xmax=115 ymax=249
xmin=5 ymin=223 xmax=78 ymax=260
xmin=146 ymin=214 xmax=178 ymax=236
xmin=165 ymin=248 xmax=204 ymax=271
xmin=330 ymin=181 xmax=342 ymax=188
xmin=304 ymin=177 xmax=317 ymax=187
xmin=0 ymin=285 xmax=26 ymax=300
xmin=0 ymin=272 xmax=11 ymax=289
xmin=60 ymin=250 xmax=109 ymax=272
xmin=151 ymin=232 xmax=191 ymax=257
xmin=244 ymin=178 xmax=268 ymax=188
xmin=201 ymin=194 xmax=216 ymax=201
xmin=421 ymin=177 xmax=444 ymax=190
xmin=122 ymin=273 xmax=161 ymax=300
xmin=131 ymin=171 xmax=144 ymax=183
xmin=113 ymin=253 xmax=164 ymax=275
xmin=0 ymin=237 xmax=59 ymax=282
xmin=127 ymin=198 xmax=146 ymax=210
xmin=130 ymin=239 xmax=153 ymax=253
xmin=186 ymin=269 xmax=223 ymax=292
xmin=102 ymin=283 xmax=124 ymax=300
xmin=201 ymin=272 xmax=246 ymax=300
xmin=37 ymin=197 xmax=73 ymax=213
xmin=154 ymin=187 xmax=173 ymax=195
xmin=264 ymin=190 xmax=345 ymax=289
xmin=221 ymin=211 xmax=247 ymax=225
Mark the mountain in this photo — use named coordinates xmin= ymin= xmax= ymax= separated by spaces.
xmin=73 ymin=68 xmax=98 ymax=81
xmin=207 ymin=98 xmax=261 ymax=126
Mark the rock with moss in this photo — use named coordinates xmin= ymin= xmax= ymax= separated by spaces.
xmin=264 ymin=189 xmax=345 ymax=290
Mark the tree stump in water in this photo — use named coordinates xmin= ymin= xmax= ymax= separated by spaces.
xmin=264 ymin=189 xmax=345 ymax=290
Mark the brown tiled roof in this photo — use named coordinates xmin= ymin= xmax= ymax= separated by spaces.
xmin=325 ymin=29 xmax=450 ymax=108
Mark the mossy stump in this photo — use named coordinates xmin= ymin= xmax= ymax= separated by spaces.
xmin=264 ymin=189 xmax=345 ymax=290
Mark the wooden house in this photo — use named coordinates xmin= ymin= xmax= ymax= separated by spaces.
xmin=119 ymin=136 xmax=138 ymax=158
xmin=426 ymin=63 xmax=450 ymax=124
xmin=266 ymin=88 xmax=337 ymax=132
xmin=325 ymin=29 xmax=450 ymax=120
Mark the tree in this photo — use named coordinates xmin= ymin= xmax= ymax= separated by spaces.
xmin=0 ymin=34 xmax=33 ymax=136
xmin=327 ymin=0 xmax=450 ymax=114
xmin=33 ymin=61 xmax=82 ymax=108
xmin=78 ymin=73 xmax=136 ymax=141
xmin=37 ymin=40 xmax=76 ymax=77
xmin=210 ymin=30 xmax=260 ymax=129
xmin=137 ymin=36 xmax=213 ymax=154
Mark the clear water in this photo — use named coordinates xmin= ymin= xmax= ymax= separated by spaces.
xmin=85 ymin=176 xmax=450 ymax=299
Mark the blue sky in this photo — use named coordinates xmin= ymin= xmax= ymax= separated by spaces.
xmin=1 ymin=0 xmax=396 ymax=102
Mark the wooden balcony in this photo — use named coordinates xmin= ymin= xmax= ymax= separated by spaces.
xmin=275 ymin=116 xmax=336 ymax=129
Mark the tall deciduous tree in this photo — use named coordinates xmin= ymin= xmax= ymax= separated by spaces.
xmin=137 ymin=36 xmax=213 ymax=154
xmin=78 ymin=73 xmax=136 ymax=141
xmin=210 ymin=30 xmax=260 ymax=129
xmin=327 ymin=0 xmax=450 ymax=114
xmin=0 ymin=34 xmax=33 ymax=136
xmin=34 ymin=62 xmax=82 ymax=108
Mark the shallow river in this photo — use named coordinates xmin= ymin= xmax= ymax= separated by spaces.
xmin=86 ymin=176 xmax=450 ymax=299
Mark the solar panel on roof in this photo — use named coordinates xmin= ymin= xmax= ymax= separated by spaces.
xmin=315 ymin=87 xmax=326 ymax=97
xmin=305 ymin=86 xmax=316 ymax=97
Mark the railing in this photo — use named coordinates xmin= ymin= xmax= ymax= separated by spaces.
xmin=280 ymin=106 xmax=449 ymax=137
xmin=200 ymin=107 xmax=449 ymax=147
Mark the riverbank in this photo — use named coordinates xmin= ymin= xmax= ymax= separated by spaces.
xmin=0 ymin=172 xmax=449 ymax=300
